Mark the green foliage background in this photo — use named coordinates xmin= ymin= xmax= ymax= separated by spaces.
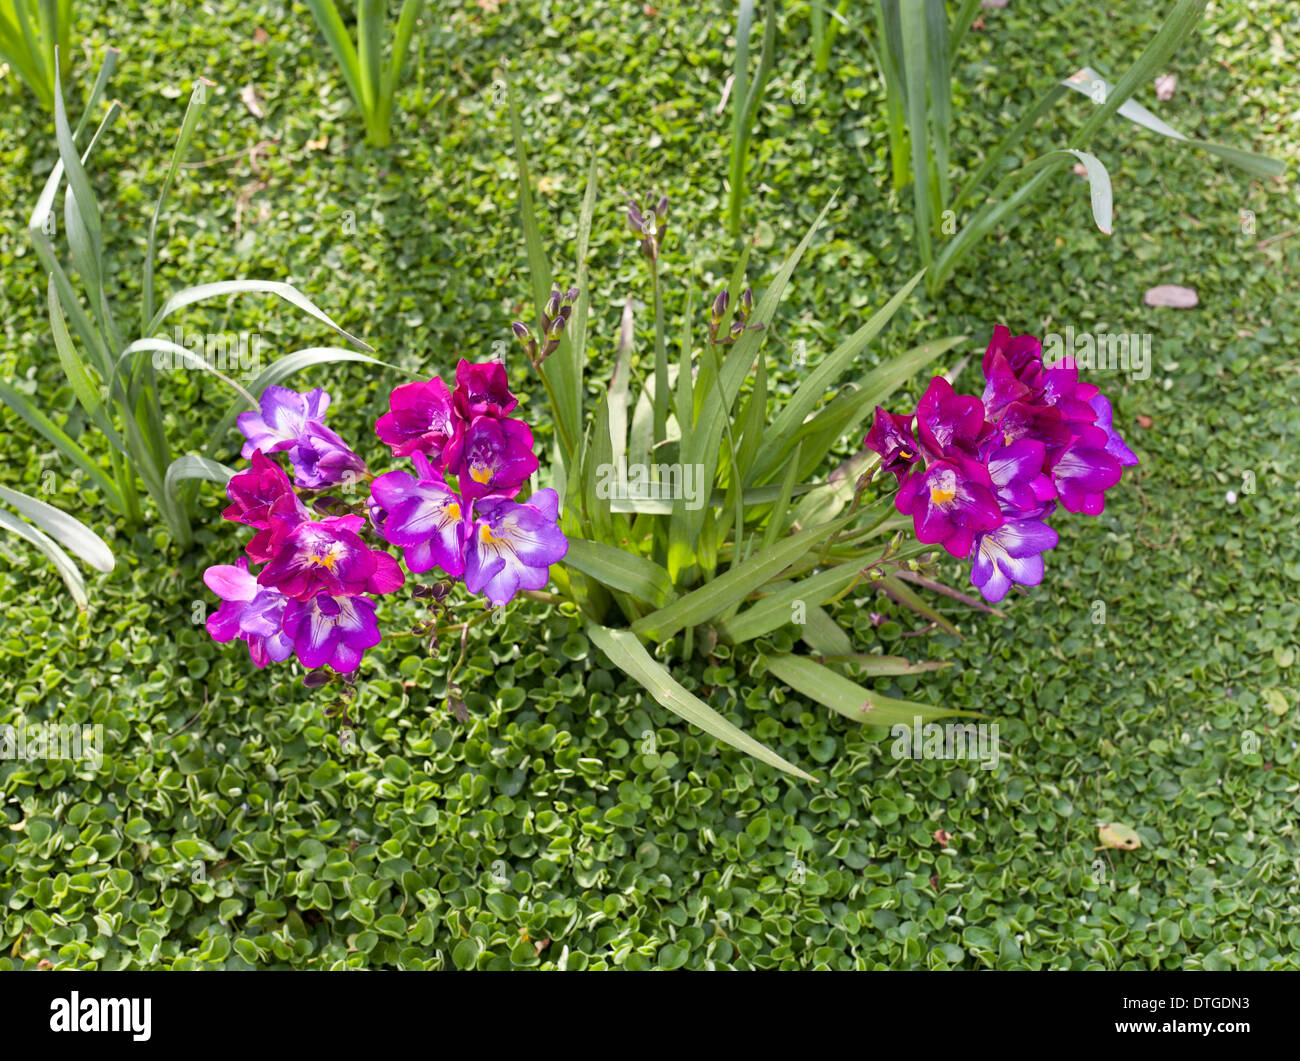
xmin=0 ymin=0 xmax=1296 ymax=969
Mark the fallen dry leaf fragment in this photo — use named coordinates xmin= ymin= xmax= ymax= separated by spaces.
xmin=1096 ymin=823 xmax=1142 ymax=851
xmin=1136 ymin=414 xmax=1154 ymax=429
xmin=240 ymin=84 xmax=265 ymax=119
xmin=1143 ymin=284 xmax=1198 ymax=308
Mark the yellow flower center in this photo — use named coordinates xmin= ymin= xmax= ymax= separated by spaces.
xmin=470 ymin=463 xmax=494 ymax=485
xmin=480 ymin=523 xmax=502 ymax=544
xmin=308 ymin=550 xmax=338 ymax=571
xmin=447 ymin=502 xmax=461 ymax=521
xmin=929 ymin=485 xmax=956 ymax=505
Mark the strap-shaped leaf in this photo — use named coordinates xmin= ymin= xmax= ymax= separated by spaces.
xmin=634 ymin=515 xmax=849 ymax=641
xmin=564 ymin=539 xmax=676 ymax=609
xmin=588 ymin=622 xmax=814 ymax=781
xmin=147 ymin=280 xmax=372 ymax=351
xmin=0 ymin=485 xmax=113 ymax=573
xmin=766 ymin=653 xmax=978 ymax=727
xmin=0 ymin=507 xmax=87 ymax=609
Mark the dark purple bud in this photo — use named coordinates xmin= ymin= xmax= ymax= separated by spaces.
xmin=563 ymin=286 xmax=579 ymax=305
xmin=710 ymin=288 xmax=730 ymax=325
xmin=430 ymin=581 xmax=452 ymax=601
xmin=511 ymin=321 xmax=532 ymax=345
xmin=654 ymin=195 xmax=669 ymax=223
xmin=627 ymin=203 xmax=646 ymax=235
xmin=303 ymin=669 xmax=332 ymax=688
xmin=740 ymin=287 xmax=754 ymax=318
xmin=412 ymin=584 xmax=436 ymax=599
xmin=545 ymin=287 xmax=562 ymax=321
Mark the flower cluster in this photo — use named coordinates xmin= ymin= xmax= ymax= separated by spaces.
xmin=864 ymin=326 xmax=1138 ymax=603
xmin=205 ymin=361 xmax=568 ymax=677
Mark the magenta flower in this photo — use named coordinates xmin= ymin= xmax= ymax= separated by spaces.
xmin=204 ymin=558 xmax=294 ymax=667
xmin=863 ymin=406 xmax=921 ymax=485
xmin=257 ymin=514 xmax=405 ymax=601
xmin=1087 ymin=393 xmax=1139 ymax=468
xmin=282 ymin=593 xmax=381 ymax=673
xmin=222 ymin=449 xmax=309 ymax=529
xmin=969 ymin=518 xmax=1059 ymax=603
xmin=1050 ymin=442 xmax=1123 ymax=515
xmin=445 ymin=415 xmax=538 ymax=501
xmin=982 ymin=438 xmax=1055 ymax=513
xmin=916 ymin=375 xmax=988 ymax=460
xmin=237 ymin=386 xmax=330 ymax=459
xmin=895 ymin=456 xmax=1002 ymax=559
xmin=464 ymin=489 xmax=568 ymax=606
xmin=453 ymin=359 xmax=517 ymax=420
xmin=376 ymin=377 xmax=460 ymax=462
xmin=289 ymin=422 xmax=368 ymax=490
xmin=370 ymin=453 xmax=470 ymax=576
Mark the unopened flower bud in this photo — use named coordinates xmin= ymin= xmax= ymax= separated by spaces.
xmin=740 ymin=287 xmax=754 ymax=318
xmin=545 ymin=287 xmax=562 ymax=321
xmin=511 ymin=321 xmax=532 ymax=345
xmin=627 ymin=203 xmax=646 ymax=235
xmin=710 ymin=288 xmax=730 ymax=325
xmin=654 ymin=195 xmax=668 ymax=223
xmin=303 ymin=669 xmax=332 ymax=688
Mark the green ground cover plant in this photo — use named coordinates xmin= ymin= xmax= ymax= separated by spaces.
xmin=0 ymin=0 xmax=1295 ymax=970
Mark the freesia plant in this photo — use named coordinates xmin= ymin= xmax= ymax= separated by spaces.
xmin=505 ymin=83 xmax=980 ymax=781
xmin=203 ymin=365 xmax=568 ymax=699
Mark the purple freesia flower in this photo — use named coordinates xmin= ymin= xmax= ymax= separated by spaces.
xmin=895 ymin=457 xmax=1002 ymax=559
xmin=464 ymin=489 xmax=568 ymax=606
xmin=282 ymin=593 xmax=381 ymax=673
xmin=257 ymin=514 xmax=405 ymax=601
xmin=916 ymin=375 xmax=988 ymax=460
xmin=370 ymin=452 xmax=470 ymax=576
xmin=376 ymin=377 xmax=460 ymax=462
xmin=204 ymin=558 xmax=294 ymax=667
xmin=1087 ymin=393 xmax=1139 ymax=468
xmin=969 ymin=518 xmax=1059 ymax=603
xmin=237 ymin=386 xmax=330 ymax=459
xmin=863 ymin=406 xmax=922 ymax=485
xmin=1050 ymin=442 xmax=1123 ymax=515
xmin=289 ymin=421 xmax=368 ymax=490
xmin=445 ymin=415 xmax=539 ymax=501
xmin=982 ymin=437 xmax=1055 ymax=513
xmin=453 ymin=359 xmax=518 ymax=420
